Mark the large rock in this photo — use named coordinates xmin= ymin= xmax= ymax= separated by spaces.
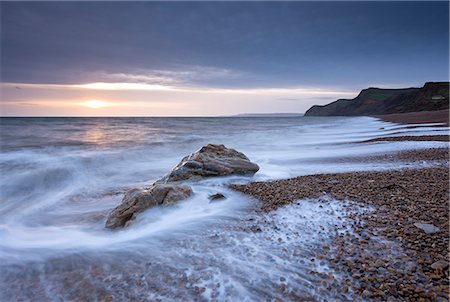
xmin=105 ymin=144 xmax=257 ymax=229
xmin=158 ymin=144 xmax=259 ymax=183
xmin=105 ymin=184 xmax=193 ymax=229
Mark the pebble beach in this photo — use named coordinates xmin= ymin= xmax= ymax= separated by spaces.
xmin=231 ymin=111 xmax=449 ymax=301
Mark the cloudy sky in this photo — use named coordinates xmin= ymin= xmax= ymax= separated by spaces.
xmin=1 ymin=1 xmax=448 ymax=116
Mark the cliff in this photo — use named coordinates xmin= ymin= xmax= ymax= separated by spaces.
xmin=304 ymin=82 xmax=449 ymax=116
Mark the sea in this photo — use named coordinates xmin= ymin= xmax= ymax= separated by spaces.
xmin=0 ymin=116 xmax=447 ymax=301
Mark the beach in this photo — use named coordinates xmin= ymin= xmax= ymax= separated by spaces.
xmin=232 ymin=112 xmax=449 ymax=301
xmin=376 ymin=109 xmax=449 ymax=126
xmin=0 ymin=115 xmax=448 ymax=301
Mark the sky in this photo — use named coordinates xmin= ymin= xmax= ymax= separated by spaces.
xmin=1 ymin=1 xmax=449 ymax=116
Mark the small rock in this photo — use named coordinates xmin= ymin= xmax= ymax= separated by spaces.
xmin=208 ymin=193 xmax=226 ymax=201
xmin=431 ymin=260 xmax=449 ymax=270
xmin=414 ymin=223 xmax=440 ymax=234
xmin=102 ymin=295 xmax=113 ymax=302
xmin=352 ymin=273 xmax=362 ymax=279
xmin=250 ymin=225 xmax=262 ymax=232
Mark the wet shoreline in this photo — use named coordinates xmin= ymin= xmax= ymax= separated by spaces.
xmin=375 ymin=109 xmax=449 ymax=126
xmin=359 ymin=135 xmax=449 ymax=143
xmin=231 ymin=146 xmax=449 ymax=301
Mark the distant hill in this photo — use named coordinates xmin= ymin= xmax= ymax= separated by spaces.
xmin=304 ymin=82 xmax=449 ymax=116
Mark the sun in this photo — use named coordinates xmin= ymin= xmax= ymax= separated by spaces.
xmin=82 ymin=100 xmax=110 ymax=109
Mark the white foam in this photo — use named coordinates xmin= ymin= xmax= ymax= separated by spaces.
xmin=0 ymin=116 xmax=446 ymax=260
xmin=0 ymin=196 xmax=366 ymax=301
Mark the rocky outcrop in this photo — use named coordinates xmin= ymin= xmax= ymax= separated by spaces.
xmin=157 ymin=144 xmax=259 ymax=183
xmin=304 ymin=82 xmax=449 ymax=116
xmin=105 ymin=144 xmax=258 ymax=229
xmin=105 ymin=184 xmax=193 ymax=229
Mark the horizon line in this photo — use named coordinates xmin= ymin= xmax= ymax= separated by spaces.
xmin=0 ymin=113 xmax=306 ymax=118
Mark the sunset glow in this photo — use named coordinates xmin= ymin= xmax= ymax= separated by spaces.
xmin=74 ymin=82 xmax=175 ymax=91
xmin=82 ymin=100 xmax=110 ymax=109
xmin=1 ymin=1 xmax=447 ymax=117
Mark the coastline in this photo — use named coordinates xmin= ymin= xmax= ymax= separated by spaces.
xmin=375 ymin=109 xmax=449 ymax=126
xmin=360 ymin=135 xmax=449 ymax=143
xmin=231 ymin=112 xmax=449 ymax=300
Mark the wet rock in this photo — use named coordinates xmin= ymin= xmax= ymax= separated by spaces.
xmin=105 ymin=184 xmax=193 ymax=229
xmin=414 ymin=223 xmax=440 ymax=234
xmin=158 ymin=144 xmax=259 ymax=183
xmin=208 ymin=193 xmax=226 ymax=201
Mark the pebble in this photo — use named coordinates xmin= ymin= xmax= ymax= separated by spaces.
xmin=431 ymin=260 xmax=449 ymax=270
xmin=414 ymin=223 xmax=440 ymax=234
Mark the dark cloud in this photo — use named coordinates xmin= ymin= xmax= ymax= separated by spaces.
xmin=1 ymin=1 xmax=448 ymax=88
